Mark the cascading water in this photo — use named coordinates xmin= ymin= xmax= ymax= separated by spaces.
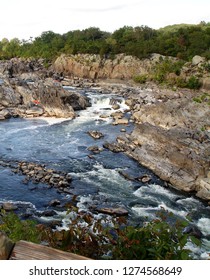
xmin=0 ymin=88 xmax=210 ymax=259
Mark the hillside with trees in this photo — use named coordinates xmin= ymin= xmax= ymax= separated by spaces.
xmin=0 ymin=22 xmax=210 ymax=61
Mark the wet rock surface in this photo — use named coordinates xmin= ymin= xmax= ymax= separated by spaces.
xmin=87 ymin=130 xmax=104 ymax=139
xmin=0 ymin=159 xmax=72 ymax=190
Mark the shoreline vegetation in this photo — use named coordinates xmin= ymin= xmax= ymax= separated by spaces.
xmin=0 ymin=208 xmax=203 ymax=260
xmin=0 ymin=22 xmax=210 ymax=260
xmin=0 ymin=22 xmax=210 ymax=61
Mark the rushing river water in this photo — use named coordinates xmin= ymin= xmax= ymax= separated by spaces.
xmin=0 ymin=88 xmax=210 ymax=259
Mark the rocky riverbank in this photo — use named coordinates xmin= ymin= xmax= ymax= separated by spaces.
xmin=0 ymin=58 xmax=90 ymax=120
xmin=58 ymin=74 xmax=210 ymax=202
xmin=0 ymin=56 xmax=210 ymax=202
xmin=93 ymin=81 xmax=210 ymax=203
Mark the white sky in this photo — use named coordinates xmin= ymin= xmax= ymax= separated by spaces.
xmin=1 ymin=0 xmax=210 ymax=40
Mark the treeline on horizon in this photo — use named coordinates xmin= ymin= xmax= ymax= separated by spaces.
xmin=0 ymin=21 xmax=210 ymax=62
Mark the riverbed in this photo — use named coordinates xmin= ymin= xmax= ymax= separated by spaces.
xmin=0 ymin=88 xmax=210 ymax=259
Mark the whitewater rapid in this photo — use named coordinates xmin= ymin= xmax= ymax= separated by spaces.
xmin=0 ymin=89 xmax=209 ymax=259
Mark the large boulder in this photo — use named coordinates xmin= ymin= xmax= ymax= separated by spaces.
xmin=60 ymin=91 xmax=91 ymax=110
xmin=0 ymin=82 xmax=22 ymax=107
xmin=192 ymin=55 xmax=206 ymax=66
xmin=0 ymin=58 xmax=46 ymax=78
xmin=0 ymin=108 xmax=12 ymax=119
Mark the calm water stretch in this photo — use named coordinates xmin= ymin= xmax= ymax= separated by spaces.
xmin=0 ymin=88 xmax=210 ymax=259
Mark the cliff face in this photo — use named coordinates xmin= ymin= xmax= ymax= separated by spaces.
xmin=53 ymin=53 xmax=210 ymax=92
xmin=0 ymin=59 xmax=90 ymax=119
xmin=53 ymin=53 xmax=153 ymax=80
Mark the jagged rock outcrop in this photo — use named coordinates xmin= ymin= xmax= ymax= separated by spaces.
xmin=128 ymin=123 xmax=209 ymax=192
xmin=115 ymin=88 xmax=210 ymax=201
xmin=0 ymin=78 xmax=75 ymax=118
xmin=0 ymin=57 xmax=47 ymax=79
xmin=54 ymin=54 xmax=210 ymax=92
xmin=0 ymin=59 xmax=90 ymax=119
xmin=53 ymin=53 xmax=153 ymax=80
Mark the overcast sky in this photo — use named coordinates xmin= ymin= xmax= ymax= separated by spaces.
xmin=1 ymin=0 xmax=210 ymax=40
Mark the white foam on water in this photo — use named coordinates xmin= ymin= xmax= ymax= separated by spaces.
xmin=3 ymin=117 xmax=68 ymax=137
xmin=197 ymin=218 xmax=210 ymax=236
xmin=54 ymin=204 xmax=115 ymax=232
xmin=0 ymin=199 xmax=36 ymax=210
xmin=5 ymin=125 xmax=45 ymax=136
xmin=185 ymin=239 xmax=210 ymax=260
xmin=53 ymin=210 xmax=79 ymax=231
xmin=78 ymin=92 xmax=130 ymax=124
xmin=76 ymin=195 xmax=94 ymax=212
xmin=68 ymin=163 xmax=127 ymax=187
xmin=176 ymin=197 xmax=204 ymax=209
xmin=131 ymin=206 xmax=156 ymax=219
xmin=132 ymin=201 xmax=188 ymax=220
xmin=133 ymin=184 xmax=180 ymax=200
xmin=158 ymin=202 xmax=188 ymax=218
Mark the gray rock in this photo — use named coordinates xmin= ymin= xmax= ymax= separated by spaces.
xmin=25 ymin=106 xmax=44 ymax=116
xmin=49 ymin=199 xmax=61 ymax=207
xmin=96 ymin=206 xmax=128 ymax=216
xmin=112 ymin=118 xmax=129 ymax=125
xmin=192 ymin=55 xmax=205 ymax=66
xmin=103 ymin=142 xmax=125 ymax=153
xmin=0 ymin=108 xmax=11 ymax=119
xmin=61 ymin=91 xmax=91 ymax=110
xmin=87 ymin=130 xmax=104 ymax=139
xmin=2 ymin=202 xmax=18 ymax=211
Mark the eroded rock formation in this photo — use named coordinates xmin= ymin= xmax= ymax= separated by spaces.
xmin=0 ymin=59 xmax=90 ymax=119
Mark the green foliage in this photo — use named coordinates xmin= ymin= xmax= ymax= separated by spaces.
xmin=133 ymin=74 xmax=148 ymax=84
xmin=186 ymin=76 xmax=202 ymax=89
xmin=0 ymin=209 xmax=201 ymax=260
xmin=193 ymin=92 xmax=210 ymax=104
xmin=44 ymin=209 xmax=199 ymax=260
xmin=112 ymin=211 xmax=198 ymax=260
xmin=203 ymin=63 xmax=210 ymax=72
xmin=152 ymin=58 xmax=184 ymax=84
xmin=0 ymin=210 xmax=41 ymax=243
xmin=1 ymin=22 xmax=210 ymax=61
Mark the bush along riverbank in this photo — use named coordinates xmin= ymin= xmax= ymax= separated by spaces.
xmin=0 ymin=208 xmax=204 ymax=260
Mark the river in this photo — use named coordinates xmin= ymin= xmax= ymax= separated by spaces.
xmin=0 ymin=88 xmax=210 ymax=259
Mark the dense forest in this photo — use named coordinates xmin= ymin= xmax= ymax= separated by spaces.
xmin=0 ymin=22 xmax=210 ymax=61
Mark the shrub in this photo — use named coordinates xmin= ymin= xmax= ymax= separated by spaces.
xmin=186 ymin=76 xmax=202 ymax=89
xmin=111 ymin=211 xmax=200 ymax=260
xmin=133 ymin=74 xmax=148 ymax=84
xmin=0 ymin=209 xmax=201 ymax=260
xmin=0 ymin=210 xmax=41 ymax=243
xmin=152 ymin=59 xmax=184 ymax=84
xmin=193 ymin=92 xmax=210 ymax=104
